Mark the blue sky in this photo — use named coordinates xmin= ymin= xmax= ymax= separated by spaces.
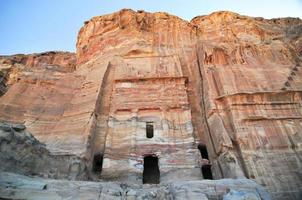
xmin=1 ymin=0 xmax=302 ymax=55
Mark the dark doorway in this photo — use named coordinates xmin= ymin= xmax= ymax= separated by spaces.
xmin=202 ymin=164 xmax=213 ymax=179
xmin=143 ymin=155 xmax=160 ymax=184
xmin=146 ymin=122 xmax=154 ymax=138
xmin=93 ymin=153 xmax=103 ymax=173
xmin=198 ymin=144 xmax=209 ymax=159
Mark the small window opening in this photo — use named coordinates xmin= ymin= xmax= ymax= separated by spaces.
xmin=198 ymin=144 xmax=209 ymax=159
xmin=202 ymin=164 xmax=213 ymax=179
xmin=93 ymin=153 xmax=103 ymax=173
xmin=143 ymin=155 xmax=160 ymax=184
xmin=146 ymin=122 xmax=154 ymax=138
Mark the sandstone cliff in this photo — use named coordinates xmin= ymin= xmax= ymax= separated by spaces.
xmin=0 ymin=9 xmax=301 ymax=200
xmin=0 ymin=51 xmax=76 ymax=96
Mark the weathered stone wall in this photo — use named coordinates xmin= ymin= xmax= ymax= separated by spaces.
xmin=101 ymin=77 xmax=201 ymax=183
xmin=192 ymin=12 xmax=302 ymax=198
xmin=0 ymin=9 xmax=301 ymax=199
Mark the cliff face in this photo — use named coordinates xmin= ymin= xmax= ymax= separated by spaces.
xmin=0 ymin=9 xmax=301 ymax=199
xmin=0 ymin=51 xmax=76 ymax=95
xmin=192 ymin=12 xmax=302 ymax=199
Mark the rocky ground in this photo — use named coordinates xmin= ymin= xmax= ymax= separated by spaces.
xmin=0 ymin=172 xmax=269 ymax=200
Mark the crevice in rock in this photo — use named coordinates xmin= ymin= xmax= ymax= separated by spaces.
xmin=231 ymin=140 xmax=250 ymax=178
xmin=195 ymin=43 xmax=222 ymax=178
xmin=88 ymin=62 xmax=115 ymax=178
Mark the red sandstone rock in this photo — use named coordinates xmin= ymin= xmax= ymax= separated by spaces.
xmin=0 ymin=9 xmax=301 ymax=199
xmin=0 ymin=51 xmax=76 ymax=93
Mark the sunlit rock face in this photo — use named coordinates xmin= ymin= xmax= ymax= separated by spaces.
xmin=0 ymin=9 xmax=301 ymax=199
xmin=191 ymin=11 xmax=302 ymax=199
xmin=76 ymin=9 xmax=206 ymax=183
xmin=0 ymin=51 xmax=86 ymax=156
xmin=0 ymin=51 xmax=76 ymax=96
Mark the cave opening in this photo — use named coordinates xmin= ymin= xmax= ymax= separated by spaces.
xmin=198 ymin=144 xmax=209 ymax=159
xmin=143 ymin=155 xmax=160 ymax=184
xmin=146 ymin=122 xmax=154 ymax=138
xmin=93 ymin=153 xmax=103 ymax=173
xmin=202 ymin=165 xmax=213 ymax=179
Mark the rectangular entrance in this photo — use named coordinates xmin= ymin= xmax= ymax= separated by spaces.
xmin=143 ymin=155 xmax=160 ymax=184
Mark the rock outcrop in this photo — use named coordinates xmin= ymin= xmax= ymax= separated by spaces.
xmin=0 ymin=172 xmax=269 ymax=200
xmin=0 ymin=9 xmax=301 ymax=200
xmin=0 ymin=122 xmax=87 ymax=180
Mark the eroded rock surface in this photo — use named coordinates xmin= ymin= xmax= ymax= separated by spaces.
xmin=192 ymin=12 xmax=302 ymax=199
xmin=0 ymin=9 xmax=301 ymax=199
xmin=0 ymin=172 xmax=270 ymax=200
xmin=0 ymin=122 xmax=87 ymax=180
xmin=0 ymin=51 xmax=76 ymax=96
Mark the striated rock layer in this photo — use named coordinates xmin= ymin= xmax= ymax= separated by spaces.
xmin=0 ymin=9 xmax=302 ymax=199
xmin=191 ymin=12 xmax=302 ymax=199
xmin=0 ymin=51 xmax=76 ymax=96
